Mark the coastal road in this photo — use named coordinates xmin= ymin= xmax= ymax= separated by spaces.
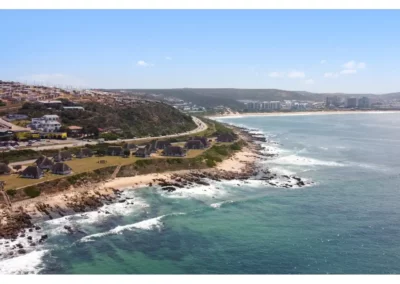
xmin=17 ymin=116 xmax=208 ymax=152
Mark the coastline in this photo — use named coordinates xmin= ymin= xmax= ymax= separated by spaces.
xmin=207 ymin=110 xmax=400 ymax=119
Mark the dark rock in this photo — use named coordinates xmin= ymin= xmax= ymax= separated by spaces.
xmin=18 ymin=249 xmax=26 ymax=254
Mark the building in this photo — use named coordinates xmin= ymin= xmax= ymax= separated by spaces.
xmin=326 ymin=96 xmax=341 ymax=108
xmin=152 ymin=140 xmax=171 ymax=151
xmin=53 ymin=151 xmax=72 ymax=162
xmin=63 ymin=106 xmax=85 ymax=111
xmin=163 ymin=146 xmax=186 ymax=157
xmin=51 ymin=162 xmax=72 ymax=175
xmin=346 ymin=97 xmax=358 ymax=108
xmin=0 ymin=163 xmax=11 ymax=175
xmin=185 ymin=140 xmax=204 ymax=149
xmin=188 ymin=136 xmax=209 ymax=148
xmin=35 ymin=155 xmax=54 ymax=170
xmin=135 ymin=146 xmax=150 ymax=158
xmin=217 ymin=133 xmax=236 ymax=143
xmin=21 ymin=165 xmax=43 ymax=179
xmin=107 ymin=146 xmax=124 ymax=156
xmin=124 ymin=143 xmax=138 ymax=151
xmin=358 ymin=97 xmax=370 ymax=108
xmin=67 ymin=126 xmax=83 ymax=137
xmin=31 ymin=114 xmax=61 ymax=132
xmin=76 ymin=148 xmax=93 ymax=159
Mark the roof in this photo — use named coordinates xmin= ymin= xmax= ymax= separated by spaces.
xmin=189 ymin=136 xmax=208 ymax=146
xmin=186 ymin=140 xmax=203 ymax=148
xmin=53 ymin=151 xmax=72 ymax=161
xmin=124 ymin=143 xmax=137 ymax=150
xmin=52 ymin=162 xmax=72 ymax=173
xmin=21 ymin=165 xmax=42 ymax=178
xmin=68 ymin=125 xmax=83 ymax=130
xmin=35 ymin=155 xmax=53 ymax=167
xmin=164 ymin=146 xmax=185 ymax=155
xmin=43 ymin=115 xmax=59 ymax=118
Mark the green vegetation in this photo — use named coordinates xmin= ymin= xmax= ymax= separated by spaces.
xmin=23 ymin=186 xmax=41 ymax=198
xmin=6 ymin=189 xmax=17 ymax=197
xmin=0 ymin=100 xmax=6 ymax=107
xmin=19 ymin=100 xmax=197 ymax=139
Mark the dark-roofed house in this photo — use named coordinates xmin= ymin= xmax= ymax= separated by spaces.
xmin=53 ymin=151 xmax=72 ymax=162
xmin=185 ymin=140 xmax=204 ymax=150
xmin=107 ymin=146 xmax=124 ymax=156
xmin=51 ymin=162 xmax=72 ymax=175
xmin=217 ymin=133 xmax=236 ymax=143
xmin=21 ymin=165 xmax=43 ymax=179
xmin=0 ymin=163 xmax=11 ymax=175
xmin=189 ymin=136 xmax=209 ymax=148
xmin=135 ymin=145 xmax=150 ymax=158
xmin=163 ymin=146 xmax=186 ymax=157
xmin=124 ymin=143 xmax=138 ymax=151
xmin=76 ymin=148 xmax=93 ymax=159
xmin=35 ymin=155 xmax=54 ymax=170
xmin=151 ymin=140 xmax=171 ymax=152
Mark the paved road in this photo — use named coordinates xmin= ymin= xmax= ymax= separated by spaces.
xmin=16 ymin=116 xmax=208 ymax=152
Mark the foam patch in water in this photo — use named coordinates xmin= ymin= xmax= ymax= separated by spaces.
xmin=0 ymin=249 xmax=48 ymax=275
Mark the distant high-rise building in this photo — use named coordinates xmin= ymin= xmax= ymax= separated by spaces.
xmin=358 ymin=97 xmax=370 ymax=108
xmin=326 ymin=96 xmax=340 ymax=108
xmin=346 ymin=97 xmax=358 ymax=108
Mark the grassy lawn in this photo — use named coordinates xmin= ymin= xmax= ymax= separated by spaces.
xmin=1 ymin=171 xmax=67 ymax=190
xmin=65 ymin=156 xmax=138 ymax=173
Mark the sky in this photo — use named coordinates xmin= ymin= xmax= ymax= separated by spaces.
xmin=1 ymin=10 xmax=400 ymax=93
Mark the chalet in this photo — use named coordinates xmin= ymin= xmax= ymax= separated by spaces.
xmin=51 ymin=162 xmax=72 ymax=175
xmin=135 ymin=146 xmax=150 ymax=158
xmin=107 ymin=146 xmax=124 ymax=156
xmin=189 ymin=136 xmax=209 ymax=148
xmin=217 ymin=133 xmax=236 ymax=143
xmin=21 ymin=165 xmax=43 ymax=179
xmin=151 ymin=140 xmax=171 ymax=151
xmin=35 ymin=155 xmax=54 ymax=170
xmin=124 ymin=143 xmax=138 ymax=151
xmin=185 ymin=140 xmax=204 ymax=150
xmin=0 ymin=163 xmax=11 ymax=175
xmin=53 ymin=151 xmax=72 ymax=162
xmin=76 ymin=148 xmax=93 ymax=159
xmin=163 ymin=146 xmax=186 ymax=157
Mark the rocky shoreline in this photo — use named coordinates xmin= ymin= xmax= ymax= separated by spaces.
xmin=0 ymin=125 xmax=313 ymax=255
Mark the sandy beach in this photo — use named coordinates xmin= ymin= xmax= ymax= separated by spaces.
xmin=208 ymin=110 xmax=400 ymax=119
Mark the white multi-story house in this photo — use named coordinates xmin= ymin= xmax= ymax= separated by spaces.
xmin=31 ymin=114 xmax=61 ymax=132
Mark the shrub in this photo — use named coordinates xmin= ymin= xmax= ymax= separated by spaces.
xmin=6 ymin=189 xmax=17 ymax=197
xmin=123 ymin=149 xmax=131 ymax=157
xmin=206 ymin=159 xmax=216 ymax=167
xmin=230 ymin=143 xmax=242 ymax=151
xmin=24 ymin=186 xmax=41 ymax=198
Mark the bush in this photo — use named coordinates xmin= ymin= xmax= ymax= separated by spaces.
xmin=206 ymin=159 xmax=216 ymax=167
xmin=123 ymin=149 xmax=130 ymax=157
xmin=24 ymin=186 xmax=41 ymax=198
xmin=230 ymin=143 xmax=242 ymax=151
xmin=6 ymin=189 xmax=17 ymax=197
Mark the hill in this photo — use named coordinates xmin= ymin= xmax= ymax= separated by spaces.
xmin=18 ymin=100 xmax=197 ymax=138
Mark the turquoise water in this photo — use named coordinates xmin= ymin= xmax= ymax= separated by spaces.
xmin=1 ymin=113 xmax=400 ymax=274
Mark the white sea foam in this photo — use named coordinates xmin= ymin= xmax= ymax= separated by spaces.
xmin=0 ymin=249 xmax=48 ymax=275
xmin=268 ymin=154 xmax=344 ymax=167
xmin=210 ymin=200 xmax=234 ymax=209
xmin=80 ymin=213 xmax=185 ymax=242
xmin=159 ymin=182 xmax=227 ymax=200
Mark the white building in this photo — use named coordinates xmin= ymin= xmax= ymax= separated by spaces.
xmin=31 ymin=114 xmax=61 ymax=132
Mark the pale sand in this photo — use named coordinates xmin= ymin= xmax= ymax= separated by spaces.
xmin=208 ymin=110 xmax=400 ymax=119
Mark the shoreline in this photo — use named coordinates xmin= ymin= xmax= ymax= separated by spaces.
xmin=207 ymin=110 xmax=400 ymax=119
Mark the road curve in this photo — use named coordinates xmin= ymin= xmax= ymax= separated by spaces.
xmin=19 ymin=116 xmax=208 ymax=152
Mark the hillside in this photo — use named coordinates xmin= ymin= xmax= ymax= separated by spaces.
xmin=106 ymin=88 xmax=400 ymax=109
xmin=18 ymin=100 xmax=197 ymax=138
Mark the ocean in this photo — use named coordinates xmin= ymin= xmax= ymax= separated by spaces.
xmin=1 ymin=112 xmax=400 ymax=274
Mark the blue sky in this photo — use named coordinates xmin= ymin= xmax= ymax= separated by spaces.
xmin=1 ymin=10 xmax=399 ymax=93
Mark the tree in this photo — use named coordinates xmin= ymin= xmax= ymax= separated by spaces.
xmin=123 ymin=149 xmax=130 ymax=157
